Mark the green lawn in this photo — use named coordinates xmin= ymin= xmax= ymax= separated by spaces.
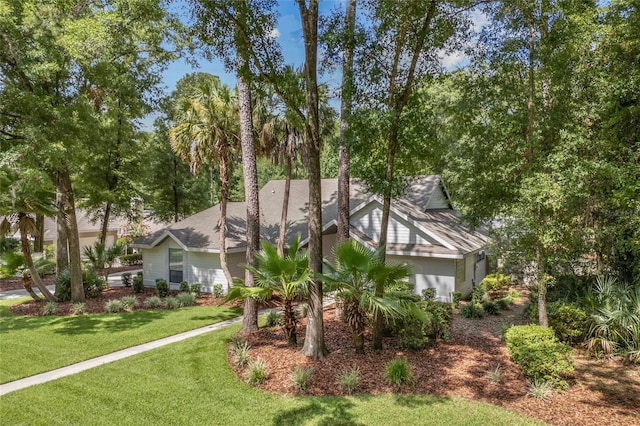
xmin=0 ymin=324 xmax=545 ymax=425
xmin=0 ymin=304 xmax=241 ymax=383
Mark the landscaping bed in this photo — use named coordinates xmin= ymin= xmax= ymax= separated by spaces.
xmin=231 ymin=294 xmax=640 ymax=426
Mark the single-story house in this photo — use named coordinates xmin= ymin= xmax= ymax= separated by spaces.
xmin=131 ymin=176 xmax=489 ymax=302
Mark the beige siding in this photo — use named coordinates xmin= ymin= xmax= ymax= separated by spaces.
xmin=387 ymin=255 xmax=456 ymax=302
xmin=351 ymin=204 xmax=432 ymax=245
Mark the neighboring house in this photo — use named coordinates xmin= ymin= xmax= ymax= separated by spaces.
xmin=131 ymin=176 xmax=490 ymax=302
xmin=41 ymin=211 xmax=122 ymax=250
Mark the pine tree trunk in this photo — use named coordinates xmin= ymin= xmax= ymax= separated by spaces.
xmin=58 ymin=164 xmax=85 ymax=303
xmin=336 ymin=0 xmax=357 ymax=245
xmin=277 ymin=155 xmax=292 ymax=256
xmin=218 ymin=150 xmax=233 ymax=288
xmin=19 ymin=216 xmax=56 ymax=302
xmin=536 ymin=245 xmax=549 ymax=327
xmin=55 ymin=185 xmax=69 ymax=277
xmin=99 ymin=202 xmax=111 ymax=247
xmin=22 ymin=274 xmax=42 ymax=301
xmin=34 ymin=213 xmax=44 ymax=253
xmin=297 ymin=0 xmax=327 ymax=360
xmin=237 ymin=71 xmax=260 ymax=334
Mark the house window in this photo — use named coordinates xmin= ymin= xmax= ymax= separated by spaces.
xmin=169 ymin=249 xmax=183 ymax=283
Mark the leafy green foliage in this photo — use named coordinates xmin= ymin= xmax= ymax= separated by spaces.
xmin=42 ymin=302 xmax=58 ymax=316
xmin=452 ymin=291 xmax=463 ymax=308
xmin=212 ymin=283 xmax=224 ymax=298
xmin=480 ymin=274 xmax=512 ymax=292
xmin=496 ymin=298 xmax=512 ymax=311
xmin=481 ymin=300 xmax=500 ymax=316
xmin=70 ymin=303 xmax=85 ymax=316
xmin=471 ymin=286 xmax=486 ymax=304
xmin=143 ymin=296 xmax=161 ymax=309
xmin=54 ymin=269 xmax=105 ymax=301
xmin=121 ymin=273 xmax=132 ymax=288
xmin=155 ymin=279 xmax=169 ymax=298
xmin=264 ymin=311 xmax=282 ymax=328
xmin=290 ymin=367 xmax=313 ymax=392
xmin=505 ymin=325 xmax=574 ymax=389
xmin=120 ymin=253 xmax=142 ymax=266
xmin=391 ymin=300 xmax=453 ymax=350
xmin=176 ymin=292 xmax=196 ymax=307
xmin=338 ymin=367 xmax=360 ymax=395
xmin=460 ymin=303 xmax=485 ymax=319
xmin=179 ymin=281 xmax=189 ymax=293
xmin=190 ymin=283 xmax=202 ymax=297
xmin=547 ymin=301 xmax=589 ymax=345
xmin=384 ymin=358 xmax=414 ymax=391
xmin=421 ymin=288 xmax=436 ymax=301
xmin=133 ymin=275 xmax=144 ymax=293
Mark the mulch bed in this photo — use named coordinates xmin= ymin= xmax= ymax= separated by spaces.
xmin=230 ymin=293 xmax=640 ymax=426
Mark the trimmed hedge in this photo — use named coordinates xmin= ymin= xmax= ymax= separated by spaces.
xmin=480 ymin=273 xmax=511 ymax=292
xmin=505 ymin=325 xmax=574 ymax=389
xmin=120 ymin=253 xmax=143 ymax=266
xmin=548 ymin=301 xmax=590 ymax=346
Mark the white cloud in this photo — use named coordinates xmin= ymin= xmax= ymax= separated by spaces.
xmin=268 ymin=28 xmax=280 ymax=39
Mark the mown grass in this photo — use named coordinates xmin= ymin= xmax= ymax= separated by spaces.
xmin=0 ymin=324 xmax=544 ymax=425
xmin=0 ymin=305 xmax=241 ymax=383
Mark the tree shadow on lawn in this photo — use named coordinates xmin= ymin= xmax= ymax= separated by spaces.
xmin=0 ymin=315 xmax=63 ymax=333
xmin=52 ymin=310 xmax=169 ymax=335
xmin=272 ymin=397 xmax=363 ymax=426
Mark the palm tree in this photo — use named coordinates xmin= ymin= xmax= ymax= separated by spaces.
xmin=226 ymin=236 xmax=311 ymax=345
xmin=0 ymin=168 xmax=57 ymax=302
xmin=321 ymin=239 xmax=417 ymax=354
xmin=170 ymin=75 xmax=240 ymax=286
xmin=82 ymin=241 xmax=124 ymax=283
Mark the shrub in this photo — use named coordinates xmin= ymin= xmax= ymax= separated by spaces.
xmin=421 ymin=288 xmax=436 ymax=301
xmin=133 ymin=275 xmax=144 ymax=293
xmin=70 ymin=302 xmax=85 ymax=315
xmin=42 ymin=302 xmax=58 ymax=316
xmin=155 ymin=279 xmax=169 ymax=297
xmin=496 ymin=298 xmax=512 ymax=310
xmin=505 ymin=325 xmax=574 ymax=389
xmin=120 ymin=296 xmax=138 ymax=310
xmin=164 ymin=296 xmax=179 ymax=309
xmin=480 ymin=273 xmax=512 ymax=292
xmin=212 ymin=283 xmax=224 ymax=298
xmin=179 ymin=281 xmax=189 ymax=292
xmin=120 ymin=253 xmax=143 ymax=266
xmin=471 ymin=286 xmax=486 ymax=304
xmin=508 ymin=289 xmax=521 ymax=299
xmin=487 ymin=364 xmax=502 ymax=383
xmin=177 ymin=291 xmax=196 ymax=307
xmin=190 ymin=283 xmax=201 ymax=297
xmin=338 ymin=367 xmax=360 ymax=394
xmin=105 ymin=299 xmax=124 ymax=313
xmin=452 ymin=291 xmax=463 ymax=308
xmin=121 ymin=272 xmax=132 ymax=287
xmin=245 ymin=358 xmax=269 ymax=386
xmin=395 ymin=314 xmax=429 ymax=350
xmin=265 ymin=311 xmax=282 ymax=327
xmin=143 ymin=296 xmax=162 ymax=309
xmin=385 ymin=358 xmax=414 ymax=391
xmin=232 ymin=341 xmax=251 ymax=366
xmin=460 ymin=303 xmax=485 ymax=319
xmin=54 ymin=268 xmax=105 ymax=301
xmin=547 ymin=301 xmax=589 ymax=345
xmin=290 ymin=367 xmax=313 ymax=392
xmin=527 ymin=379 xmax=554 ymax=400
xmin=499 ymin=324 xmax=513 ymax=341
xmin=482 ymin=300 xmax=500 ymax=316
xmin=390 ymin=300 xmax=453 ymax=350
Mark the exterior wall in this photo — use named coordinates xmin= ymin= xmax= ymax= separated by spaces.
xmin=184 ymin=251 xmax=244 ymax=293
xmin=453 ymin=251 xmax=487 ymax=297
xmin=351 ymin=204 xmax=432 ymax=245
xmin=78 ymin=231 xmax=118 ymax=255
xmin=322 ymin=233 xmax=337 ymax=263
xmin=141 ymin=238 xmax=182 ymax=286
xmin=425 ymin=187 xmax=450 ymax=209
xmin=387 ymin=254 xmax=456 ymax=302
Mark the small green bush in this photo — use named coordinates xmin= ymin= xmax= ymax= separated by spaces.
xmin=385 ymin=358 xmax=414 ymax=391
xmin=179 ymin=281 xmax=189 ymax=292
xmin=482 ymin=300 xmax=500 ymax=316
xmin=471 ymin=286 xmax=486 ymax=304
xmin=480 ymin=273 xmax=512 ymax=292
xmin=460 ymin=303 xmax=485 ymax=319
xmin=70 ymin=302 xmax=85 ymax=315
xmin=155 ymin=279 xmax=169 ymax=297
xmin=496 ymin=298 xmax=512 ymax=310
xmin=452 ymin=291 xmax=463 ymax=308
xmin=421 ymin=288 xmax=436 ymax=301
xmin=54 ymin=269 xmax=105 ymax=301
xmin=390 ymin=300 xmax=453 ymax=350
xmin=120 ymin=296 xmax=138 ymax=310
xmin=133 ymin=275 xmax=144 ymax=293
xmin=508 ymin=289 xmax=521 ymax=299
xmin=265 ymin=311 xmax=282 ymax=327
xmin=547 ymin=301 xmax=589 ymax=346
xmin=177 ymin=291 xmax=196 ymax=307
xmin=121 ymin=272 xmax=132 ymax=287
xmin=105 ymin=299 xmax=124 ymax=313
xmin=212 ymin=283 xmax=224 ymax=298
xmin=164 ymin=296 xmax=179 ymax=309
xmin=338 ymin=367 xmax=360 ymax=394
xmin=505 ymin=325 xmax=574 ymax=389
xmin=42 ymin=301 xmax=58 ymax=316
xmin=290 ymin=367 xmax=313 ymax=391
xmin=120 ymin=253 xmax=142 ymax=266
xmin=245 ymin=358 xmax=269 ymax=386
xmin=190 ymin=283 xmax=201 ymax=297
xmin=232 ymin=341 xmax=251 ymax=366
xmin=143 ymin=296 xmax=161 ymax=309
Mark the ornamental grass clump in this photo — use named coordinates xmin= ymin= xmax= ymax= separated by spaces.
xmin=290 ymin=367 xmax=313 ymax=392
xmin=487 ymin=364 xmax=502 ymax=383
xmin=105 ymin=299 xmax=124 ymax=313
xmin=42 ymin=301 xmax=58 ymax=316
xmin=264 ymin=310 xmax=282 ymax=327
xmin=177 ymin=291 xmax=196 ymax=307
xmin=120 ymin=296 xmax=138 ymax=310
xmin=527 ymin=379 xmax=554 ymax=400
xmin=232 ymin=341 xmax=251 ymax=367
xmin=70 ymin=302 xmax=85 ymax=315
xmin=143 ymin=296 xmax=161 ymax=309
xmin=384 ymin=358 xmax=414 ymax=391
xmin=338 ymin=367 xmax=360 ymax=394
xmin=245 ymin=358 xmax=269 ymax=386
xmin=164 ymin=296 xmax=179 ymax=309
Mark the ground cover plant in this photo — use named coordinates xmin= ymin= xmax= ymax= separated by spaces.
xmin=0 ymin=324 xmax=543 ymax=426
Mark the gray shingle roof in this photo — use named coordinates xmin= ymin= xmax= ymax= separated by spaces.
xmin=132 ymin=176 xmax=489 ymax=255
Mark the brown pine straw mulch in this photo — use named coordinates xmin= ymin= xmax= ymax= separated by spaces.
xmin=230 ymin=293 xmax=640 ymax=426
